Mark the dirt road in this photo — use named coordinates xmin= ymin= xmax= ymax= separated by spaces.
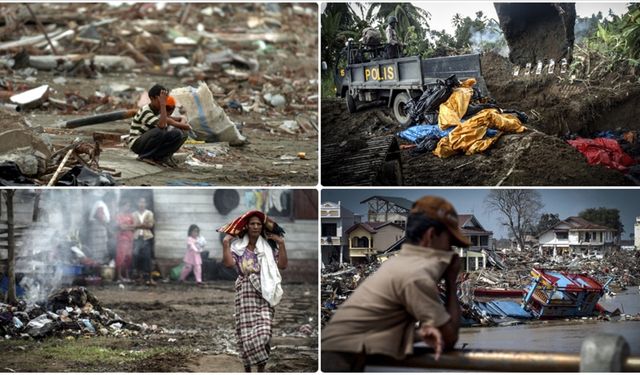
xmin=0 ymin=282 xmax=318 ymax=372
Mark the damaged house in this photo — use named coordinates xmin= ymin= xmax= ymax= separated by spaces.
xmin=345 ymin=221 xmax=404 ymax=265
xmin=320 ymin=201 xmax=360 ymax=265
xmin=378 ymin=213 xmax=495 ymax=271
xmin=537 ymin=216 xmax=618 ymax=260
xmin=457 ymin=214 xmax=493 ymax=272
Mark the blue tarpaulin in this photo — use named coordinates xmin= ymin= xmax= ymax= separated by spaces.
xmin=398 ymin=124 xmax=498 ymax=144
xmin=595 ymin=130 xmax=618 ymax=139
xmin=0 ymin=276 xmax=25 ymax=297
xmin=474 ymin=300 xmax=533 ymax=318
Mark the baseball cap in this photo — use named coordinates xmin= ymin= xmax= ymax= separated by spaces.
xmin=166 ymin=96 xmax=176 ymax=108
xmin=410 ymin=196 xmax=471 ymax=247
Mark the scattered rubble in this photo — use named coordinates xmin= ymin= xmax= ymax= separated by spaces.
xmin=321 ymin=248 xmax=640 ymax=328
xmin=0 ymin=3 xmax=318 ymax=186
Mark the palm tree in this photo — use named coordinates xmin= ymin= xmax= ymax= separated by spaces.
xmin=366 ymin=3 xmax=431 ymax=42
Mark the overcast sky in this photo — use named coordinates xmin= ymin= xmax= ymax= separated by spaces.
xmin=322 ymin=189 xmax=640 ymax=239
xmin=326 ymin=2 xmax=632 ymax=35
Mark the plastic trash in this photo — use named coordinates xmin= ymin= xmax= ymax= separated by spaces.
xmin=171 ymin=81 xmax=247 ymax=145
xmin=25 ymin=314 xmax=55 ymax=337
xmin=79 ymin=318 xmax=95 ymax=333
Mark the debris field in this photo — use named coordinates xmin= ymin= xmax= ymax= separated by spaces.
xmin=0 ymin=3 xmax=318 ymax=186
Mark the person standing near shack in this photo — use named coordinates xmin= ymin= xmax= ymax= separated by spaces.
xmin=385 ymin=15 xmax=401 ymax=59
xmin=127 ymin=84 xmax=192 ymax=168
xmin=219 ymin=210 xmax=288 ymax=372
xmin=321 ymin=196 xmax=466 ymax=371
xmin=132 ymin=197 xmax=155 ymax=286
xmin=86 ymin=192 xmax=111 ymax=265
xmin=115 ymin=200 xmax=135 ymax=282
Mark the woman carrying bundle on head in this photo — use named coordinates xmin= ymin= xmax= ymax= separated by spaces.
xmin=218 ymin=210 xmax=288 ymax=373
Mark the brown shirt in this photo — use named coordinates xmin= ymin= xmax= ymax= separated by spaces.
xmin=322 ymin=243 xmax=454 ymax=359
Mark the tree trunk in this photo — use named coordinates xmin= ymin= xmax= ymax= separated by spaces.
xmin=5 ymin=190 xmax=17 ymax=305
xmin=32 ymin=190 xmax=41 ymax=222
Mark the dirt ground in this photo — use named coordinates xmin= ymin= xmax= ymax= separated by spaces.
xmin=0 ymin=282 xmax=318 ymax=372
xmin=321 ymin=52 xmax=640 ymax=186
xmin=0 ymin=3 xmax=318 ymax=186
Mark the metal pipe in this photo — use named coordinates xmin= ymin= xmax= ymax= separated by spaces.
xmin=367 ymin=349 xmax=640 ymax=372
xmin=64 ymin=109 xmax=138 ymax=128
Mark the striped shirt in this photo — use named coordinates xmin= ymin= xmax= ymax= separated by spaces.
xmin=127 ymin=104 xmax=159 ymax=148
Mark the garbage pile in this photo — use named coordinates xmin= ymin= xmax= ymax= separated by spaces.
xmin=0 ymin=286 xmax=160 ymax=339
xmin=0 ymin=3 xmax=318 ymax=183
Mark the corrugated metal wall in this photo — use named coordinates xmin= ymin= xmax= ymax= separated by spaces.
xmin=152 ymin=189 xmax=318 ymax=261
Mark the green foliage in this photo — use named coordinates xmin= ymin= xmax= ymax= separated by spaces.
xmin=321 ymin=75 xmax=337 ymax=98
xmin=536 ymin=213 xmax=561 ymax=235
xmin=578 ymin=207 xmax=624 ymax=234
xmin=403 ymin=25 xmax=430 ymax=57
xmin=574 ymin=3 xmax=640 ymax=78
xmin=366 ymin=3 xmax=431 ymax=42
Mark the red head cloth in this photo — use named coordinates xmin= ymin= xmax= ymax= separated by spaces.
xmin=217 ymin=210 xmax=285 ymax=237
xmin=166 ymin=95 xmax=176 ymax=108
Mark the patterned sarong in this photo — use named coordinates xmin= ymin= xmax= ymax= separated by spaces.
xmin=235 ymin=273 xmax=274 ymax=367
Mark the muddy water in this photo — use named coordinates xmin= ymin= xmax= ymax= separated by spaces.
xmin=460 ymin=287 xmax=640 ymax=355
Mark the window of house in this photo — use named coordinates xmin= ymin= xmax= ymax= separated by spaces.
xmin=584 ymin=232 xmax=591 ymax=242
xmin=556 ymin=231 xmax=568 ymax=240
xmin=470 ymin=236 xmax=479 ymax=246
xmin=393 ymin=220 xmax=406 ymax=227
xmin=478 ymin=257 xmax=484 ymax=268
xmin=358 ymin=237 xmax=369 ymax=248
xmin=322 ymin=223 xmax=337 ymax=237
xmin=480 ymin=236 xmax=488 ymax=246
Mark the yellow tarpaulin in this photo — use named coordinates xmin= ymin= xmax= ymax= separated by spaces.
xmin=438 ymin=78 xmax=476 ymax=130
xmin=433 ymin=79 xmax=527 ymax=158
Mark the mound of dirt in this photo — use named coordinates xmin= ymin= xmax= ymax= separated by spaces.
xmin=481 ymin=52 xmax=640 ymax=137
xmin=403 ymin=131 xmax=631 ymax=186
xmin=321 ymin=99 xmax=634 ymax=186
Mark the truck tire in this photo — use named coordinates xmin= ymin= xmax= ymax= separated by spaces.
xmin=346 ymin=93 xmax=357 ymax=113
xmin=393 ymin=92 xmax=412 ymax=127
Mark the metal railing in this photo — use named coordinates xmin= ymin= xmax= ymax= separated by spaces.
xmin=365 ymin=334 xmax=639 ymax=372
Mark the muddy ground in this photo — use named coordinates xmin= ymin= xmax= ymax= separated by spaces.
xmin=0 ymin=282 xmax=318 ymax=372
xmin=321 ymin=52 xmax=640 ymax=186
xmin=1 ymin=3 xmax=318 ymax=186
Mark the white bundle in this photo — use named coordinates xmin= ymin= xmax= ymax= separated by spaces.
xmin=170 ymin=81 xmax=246 ymax=145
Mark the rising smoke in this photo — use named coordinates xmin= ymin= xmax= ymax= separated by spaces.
xmin=469 ymin=25 xmax=510 ymax=57
xmin=14 ymin=189 xmax=115 ymax=305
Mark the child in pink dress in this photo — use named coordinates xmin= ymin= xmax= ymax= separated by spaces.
xmin=179 ymin=224 xmax=206 ymax=285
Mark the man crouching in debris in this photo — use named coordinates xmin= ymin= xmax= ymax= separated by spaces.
xmin=127 ymin=84 xmax=192 ymax=167
xmin=321 ymin=196 xmax=467 ymax=372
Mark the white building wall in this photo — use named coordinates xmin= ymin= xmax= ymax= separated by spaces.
xmin=635 ymin=217 xmax=640 ymax=249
